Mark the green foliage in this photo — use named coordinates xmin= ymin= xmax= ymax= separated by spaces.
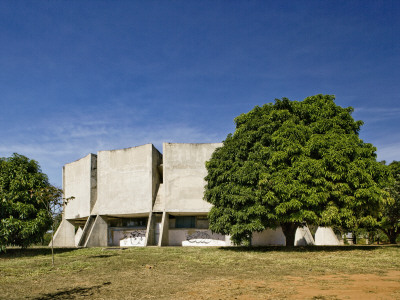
xmin=204 ymin=95 xmax=388 ymax=245
xmin=0 ymin=154 xmax=53 ymax=251
xmin=379 ymin=161 xmax=400 ymax=243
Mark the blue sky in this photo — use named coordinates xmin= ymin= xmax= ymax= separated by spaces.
xmin=1 ymin=0 xmax=399 ymax=187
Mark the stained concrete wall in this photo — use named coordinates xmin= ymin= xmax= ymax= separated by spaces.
xmin=92 ymin=144 xmax=158 ymax=215
xmin=63 ymin=154 xmax=97 ymax=220
xmin=163 ymin=143 xmax=222 ymax=213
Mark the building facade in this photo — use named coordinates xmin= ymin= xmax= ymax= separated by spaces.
xmin=52 ymin=143 xmax=340 ymax=247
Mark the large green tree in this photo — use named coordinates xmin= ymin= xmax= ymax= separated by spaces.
xmin=0 ymin=154 xmax=53 ymax=251
xmin=380 ymin=161 xmax=400 ymax=244
xmin=204 ymin=95 xmax=388 ymax=246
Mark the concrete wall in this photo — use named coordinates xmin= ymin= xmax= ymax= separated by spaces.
xmin=163 ymin=143 xmax=222 ymax=213
xmin=93 ymin=144 xmax=157 ymax=215
xmin=64 ymin=154 xmax=96 ymax=220
xmin=109 ymin=229 xmax=147 ymax=247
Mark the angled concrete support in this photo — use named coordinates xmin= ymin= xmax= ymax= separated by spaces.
xmin=77 ymin=215 xmax=96 ymax=247
xmin=295 ymin=226 xmax=315 ymax=246
xmin=74 ymin=227 xmax=83 ymax=247
xmin=159 ymin=211 xmax=169 ymax=246
xmin=145 ymin=212 xmax=153 ymax=246
xmin=50 ymin=219 xmax=75 ymax=247
xmin=315 ymin=227 xmax=340 ymax=245
xmin=85 ymin=215 xmax=108 ymax=247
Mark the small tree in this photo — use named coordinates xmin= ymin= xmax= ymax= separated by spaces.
xmin=204 ymin=95 xmax=388 ymax=245
xmin=380 ymin=161 xmax=400 ymax=244
xmin=34 ymin=186 xmax=72 ymax=266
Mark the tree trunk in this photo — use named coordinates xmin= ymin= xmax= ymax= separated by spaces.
xmin=352 ymin=231 xmax=357 ymax=245
xmin=281 ymin=222 xmax=299 ymax=246
xmin=389 ymin=235 xmax=397 ymax=244
xmin=51 ymin=223 xmax=54 ymax=267
xmin=388 ymin=229 xmax=399 ymax=244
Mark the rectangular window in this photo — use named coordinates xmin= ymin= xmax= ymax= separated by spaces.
xmin=109 ymin=217 xmax=147 ymax=228
xmin=175 ymin=216 xmax=196 ymax=228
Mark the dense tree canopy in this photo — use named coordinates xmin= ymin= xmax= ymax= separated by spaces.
xmin=380 ymin=161 xmax=400 ymax=244
xmin=0 ymin=154 xmax=53 ymax=251
xmin=204 ymin=95 xmax=388 ymax=245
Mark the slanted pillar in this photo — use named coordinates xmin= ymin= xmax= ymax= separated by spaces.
xmin=159 ymin=211 xmax=169 ymax=246
xmin=145 ymin=212 xmax=153 ymax=246
xmin=85 ymin=215 xmax=108 ymax=247
xmin=315 ymin=227 xmax=340 ymax=245
xmin=50 ymin=219 xmax=75 ymax=247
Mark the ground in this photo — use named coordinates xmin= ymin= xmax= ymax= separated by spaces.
xmin=0 ymin=246 xmax=399 ymax=299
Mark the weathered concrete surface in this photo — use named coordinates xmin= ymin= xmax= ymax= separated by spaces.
xmin=315 ymin=227 xmax=341 ymax=245
xmin=63 ymin=154 xmax=97 ymax=220
xmin=163 ymin=143 xmax=222 ymax=213
xmin=92 ymin=144 xmax=159 ymax=215
xmin=50 ymin=219 xmax=75 ymax=247
xmin=152 ymin=183 xmax=164 ymax=212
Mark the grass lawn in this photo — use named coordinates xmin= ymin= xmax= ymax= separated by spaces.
xmin=1 ymin=245 xmax=400 ymax=299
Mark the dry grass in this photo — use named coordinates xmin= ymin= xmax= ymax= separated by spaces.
xmin=1 ymin=245 xmax=399 ymax=299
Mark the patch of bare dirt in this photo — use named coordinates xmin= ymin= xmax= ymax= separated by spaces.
xmin=174 ymin=271 xmax=400 ymax=300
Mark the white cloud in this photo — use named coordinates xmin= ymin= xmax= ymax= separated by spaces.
xmin=353 ymin=107 xmax=400 ymax=123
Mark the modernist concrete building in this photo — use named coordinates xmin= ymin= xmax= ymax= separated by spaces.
xmin=52 ymin=143 xmax=340 ymax=247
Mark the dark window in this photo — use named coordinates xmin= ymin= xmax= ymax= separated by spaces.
xmin=175 ymin=216 xmax=196 ymax=228
xmin=109 ymin=217 xmax=147 ymax=228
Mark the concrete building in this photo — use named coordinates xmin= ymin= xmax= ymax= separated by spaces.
xmin=53 ymin=143 xmax=339 ymax=247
